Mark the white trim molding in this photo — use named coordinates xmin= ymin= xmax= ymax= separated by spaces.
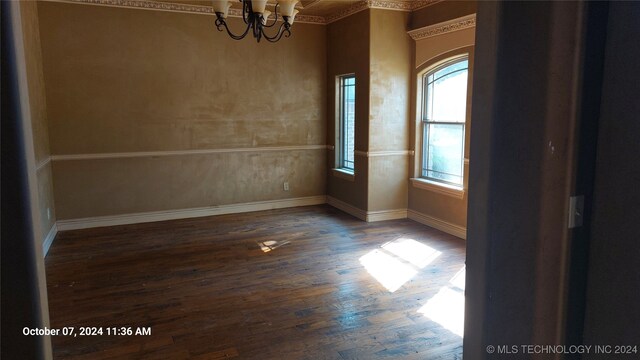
xmin=50 ymin=145 xmax=327 ymax=162
xmin=410 ymin=178 xmax=465 ymax=199
xmin=355 ymin=150 xmax=412 ymax=157
xmin=43 ymin=224 xmax=58 ymax=257
xmin=57 ymin=195 xmax=326 ymax=231
xmin=408 ymin=209 xmax=466 ymax=239
xmin=366 ymin=208 xmax=407 ymax=222
xmin=326 ymin=196 xmax=367 ymax=221
xmin=327 ymin=196 xmax=407 ymax=222
xmin=36 ymin=157 xmax=51 ymax=172
xmin=408 ymin=14 xmax=476 ymax=41
xmin=331 ymin=168 xmax=355 ymax=181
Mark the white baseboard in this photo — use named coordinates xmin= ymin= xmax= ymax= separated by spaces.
xmin=407 ymin=209 xmax=467 ymax=239
xmin=366 ymin=209 xmax=408 ymax=222
xmin=326 ymin=196 xmax=367 ymax=221
xmin=327 ymin=196 xmax=408 ymax=222
xmin=43 ymin=224 xmax=58 ymax=257
xmin=56 ymin=195 xmax=327 ymax=231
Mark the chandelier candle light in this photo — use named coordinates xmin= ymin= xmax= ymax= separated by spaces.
xmin=212 ymin=0 xmax=300 ymax=42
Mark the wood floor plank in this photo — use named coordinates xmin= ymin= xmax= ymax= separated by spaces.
xmin=46 ymin=205 xmax=466 ymax=359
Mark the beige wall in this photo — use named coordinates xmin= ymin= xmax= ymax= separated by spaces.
xmin=326 ymin=10 xmax=370 ymax=210
xmin=368 ymin=9 xmax=411 ymax=211
xmin=408 ymin=10 xmax=476 ymax=229
xmin=38 ymin=2 xmax=327 ymax=219
xmin=20 ymin=1 xmax=56 ymax=243
xmin=410 ymin=0 xmax=477 ymax=31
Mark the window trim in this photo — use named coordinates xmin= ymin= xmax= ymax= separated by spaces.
xmin=336 ymin=74 xmax=356 ymax=174
xmin=410 ymin=177 xmax=465 ymax=199
xmin=416 ymin=54 xmax=470 ymax=192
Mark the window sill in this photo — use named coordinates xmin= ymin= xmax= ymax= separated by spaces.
xmin=332 ymin=168 xmax=355 ymax=182
xmin=410 ymin=178 xmax=465 ymax=199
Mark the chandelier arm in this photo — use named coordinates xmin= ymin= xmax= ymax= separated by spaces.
xmin=241 ymin=0 xmax=249 ymax=24
xmin=253 ymin=20 xmax=263 ymax=42
xmin=216 ymin=17 xmax=252 ymax=40
xmin=262 ymin=2 xmax=279 ymax=28
xmin=263 ymin=22 xmax=291 ymax=43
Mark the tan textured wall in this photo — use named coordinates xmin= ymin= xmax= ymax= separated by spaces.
xmin=410 ymin=0 xmax=477 ymax=31
xmin=368 ymin=9 xmax=411 ymax=211
xmin=52 ymin=151 xmax=324 ymax=219
xmin=38 ymin=2 xmax=327 ymax=219
xmin=20 ymin=1 xmax=56 ymax=240
xmin=415 ymin=27 xmax=475 ymax=68
xmin=408 ymin=19 xmax=475 ymax=228
xmin=326 ymin=10 xmax=370 ymax=210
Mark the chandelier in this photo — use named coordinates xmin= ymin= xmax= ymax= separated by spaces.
xmin=212 ymin=0 xmax=300 ymax=43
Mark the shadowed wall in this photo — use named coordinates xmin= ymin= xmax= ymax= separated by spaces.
xmin=21 ymin=0 xmax=56 ymax=246
xmin=326 ymin=9 xmax=370 ymax=210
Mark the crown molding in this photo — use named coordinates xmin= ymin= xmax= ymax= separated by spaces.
xmin=324 ymin=0 xmax=370 ymax=24
xmin=407 ymin=13 xmax=476 ymax=40
xmin=45 ymin=0 xmax=446 ymax=26
xmin=368 ymin=0 xmax=440 ymax=12
xmin=411 ymin=0 xmax=443 ymax=11
xmin=325 ymin=0 xmax=441 ymax=24
xmin=44 ymin=0 xmax=327 ymax=24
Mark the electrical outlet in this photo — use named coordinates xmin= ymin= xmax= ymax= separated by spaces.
xmin=283 ymin=181 xmax=289 ymax=191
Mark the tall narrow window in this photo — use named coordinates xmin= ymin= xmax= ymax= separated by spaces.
xmin=338 ymin=75 xmax=356 ymax=171
xmin=422 ymin=58 xmax=468 ymax=186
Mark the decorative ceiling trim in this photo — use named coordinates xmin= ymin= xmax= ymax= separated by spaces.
xmin=411 ymin=0 xmax=443 ymax=11
xmin=324 ymin=1 xmax=370 ymax=24
xmin=44 ymin=0 xmax=448 ymax=26
xmin=43 ymin=0 xmax=327 ymax=24
xmin=368 ymin=0 xmax=440 ymax=12
xmin=324 ymin=0 xmax=442 ymax=24
xmin=407 ymin=13 xmax=476 ymax=40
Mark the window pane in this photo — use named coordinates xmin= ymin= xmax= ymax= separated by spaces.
xmin=340 ymin=76 xmax=355 ymax=171
xmin=423 ymin=123 xmax=464 ymax=185
xmin=425 ymin=60 xmax=468 ymax=122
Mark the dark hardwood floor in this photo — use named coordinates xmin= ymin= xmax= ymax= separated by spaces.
xmin=46 ymin=205 xmax=466 ymax=359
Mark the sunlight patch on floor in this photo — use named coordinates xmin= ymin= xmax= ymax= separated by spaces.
xmin=449 ymin=266 xmax=466 ymax=290
xmin=359 ymin=238 xmax=441 ymax=293
xmin=382 ymin=238 xmax=442 ymax=268
xmin=258 ymin=240 xmax=290 ymax=253
xmin=359 ymin=249 xmax=418 ymax=292
xmin=418 ymin=286 xmax=465 ymax=337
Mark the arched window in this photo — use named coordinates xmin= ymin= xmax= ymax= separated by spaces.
xmin=421 ymin=57 xmax=468 ymax=186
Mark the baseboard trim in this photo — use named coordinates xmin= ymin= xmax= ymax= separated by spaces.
xmin=326 ymin=196 xmax=367 ymax=221
xmin=43 ymin=224 xmax=58 ymax=257
xmin=327 ymin=196 xmax=408 ymax=223
xmin=57 ymin=196 xmax=327 ymax=231
xmin=407 ymin=209 xmax=466 ymax=239
xmin=366 ymin=209 xmax=408 ymax=222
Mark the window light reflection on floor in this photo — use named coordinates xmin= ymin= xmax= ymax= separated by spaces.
xmin=418 ymin=287 xmax=465 ymax=337
xmin=359 ymin=238 xmax=441 ymax=293
xmin=449 ymin=266 xmax=466 ymax=290
xmin=359 ymin=249 xmax=417 ymax=292
xmin=381 ymin=238 xmax=442 ymax=268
